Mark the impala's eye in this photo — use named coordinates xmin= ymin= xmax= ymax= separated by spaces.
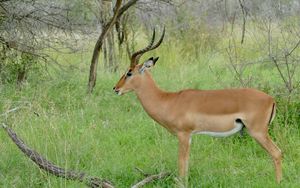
xmin=126 ymin=72 xmax=132 ymax=77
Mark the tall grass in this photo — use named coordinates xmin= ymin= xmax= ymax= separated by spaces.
xmin=1 ymin=28 xmax=300 ymax=187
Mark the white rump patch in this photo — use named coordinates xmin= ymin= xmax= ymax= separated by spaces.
xmin=193 ymin=120 xmax=244 ymax=137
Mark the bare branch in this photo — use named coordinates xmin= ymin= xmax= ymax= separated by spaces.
xmin=238 ymin=0 xmax=247 ymax=44
xmin=117 ymin=0 xmax=139 ymax=20
xmin=286 ymin=38 xmax=300 ymax=57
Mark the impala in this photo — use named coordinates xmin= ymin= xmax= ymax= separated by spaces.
xmin=113 ymin=29 xmax=282 ymax=185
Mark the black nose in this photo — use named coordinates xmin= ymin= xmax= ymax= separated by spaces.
xmin=113 ymin=87 xmax=115 ymax=90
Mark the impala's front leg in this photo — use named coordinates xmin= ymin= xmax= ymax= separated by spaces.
xmin=178 ymin=132 xmax=191 ymax=187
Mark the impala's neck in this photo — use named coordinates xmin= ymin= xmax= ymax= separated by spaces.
xmin=133 ymin=71 xmax=172 ymax=125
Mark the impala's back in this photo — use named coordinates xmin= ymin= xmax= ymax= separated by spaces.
xmin=169 ymin=88 xmax=275 ymax=135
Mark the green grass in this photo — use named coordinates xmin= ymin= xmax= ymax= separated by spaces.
xmin=1 ymin=34 xmax=300 ymax=188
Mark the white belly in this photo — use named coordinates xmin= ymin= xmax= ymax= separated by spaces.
xmin=192 ymin=120 xmax=244 ymax=137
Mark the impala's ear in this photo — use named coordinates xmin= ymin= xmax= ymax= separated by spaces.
xmin=153 ymin=57 xmax=159 ymax=65
xmin=139 ymin=57 xmax=159 ymax=73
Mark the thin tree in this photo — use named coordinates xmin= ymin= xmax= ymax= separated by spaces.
xmin=87 ymin=0 xmax=138 ymax=93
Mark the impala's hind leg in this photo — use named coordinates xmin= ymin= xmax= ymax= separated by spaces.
xmin=250 ymin=132 xmax=282 ymax=183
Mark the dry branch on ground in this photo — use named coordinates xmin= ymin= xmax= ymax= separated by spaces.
xmin=1 ymin=123 xmax=171 ymax=187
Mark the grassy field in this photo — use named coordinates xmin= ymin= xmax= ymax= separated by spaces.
xmin=1 ymin=34 xmax=300 ymax=188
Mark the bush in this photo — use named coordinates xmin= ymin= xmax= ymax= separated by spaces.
xmin=0 ymin=46 xmax=40 ymax=85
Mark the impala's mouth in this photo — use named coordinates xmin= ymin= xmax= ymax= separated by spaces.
xmin=113 ymin=87 xmax=122 ymax=95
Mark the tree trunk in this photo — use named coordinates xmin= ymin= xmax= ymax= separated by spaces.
xmin=17 ymin=66 xmax=26 ymax=86
xmin=87 ymin=0 xmax=138 ymax=94
xmin=103 ymin=39 xmax=108 ymax=70
xmin=87 ymin=0 xmax=122 ymax=94
xmin=107 ymin=31 xmax=117 ymax=72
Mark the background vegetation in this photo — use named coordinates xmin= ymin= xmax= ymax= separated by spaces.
xmin=0 ymin=0 xmax=299 ymax=187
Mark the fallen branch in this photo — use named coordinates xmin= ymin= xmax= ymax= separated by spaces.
xmin=2 ymin=123 xmax=171 ymax=187
xmin=1 ymin=123 xmax=114 ymax=188
xmin=131 ymin=171 xmax=171 ymax=188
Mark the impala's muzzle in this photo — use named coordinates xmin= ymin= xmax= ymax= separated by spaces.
xmin=113 ymin=87 xmax=121 ymax=95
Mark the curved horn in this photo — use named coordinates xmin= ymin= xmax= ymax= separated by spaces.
xmin=146 ymin=27 xmax=165 ymax=52
xmin=130 ymin=27 xmax=165 ymax=67
xmin=130 ymin=29 xmax=156 ymax=67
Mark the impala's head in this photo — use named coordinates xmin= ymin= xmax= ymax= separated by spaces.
xmin=113 ymin=28 xmax=165 ymax=95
